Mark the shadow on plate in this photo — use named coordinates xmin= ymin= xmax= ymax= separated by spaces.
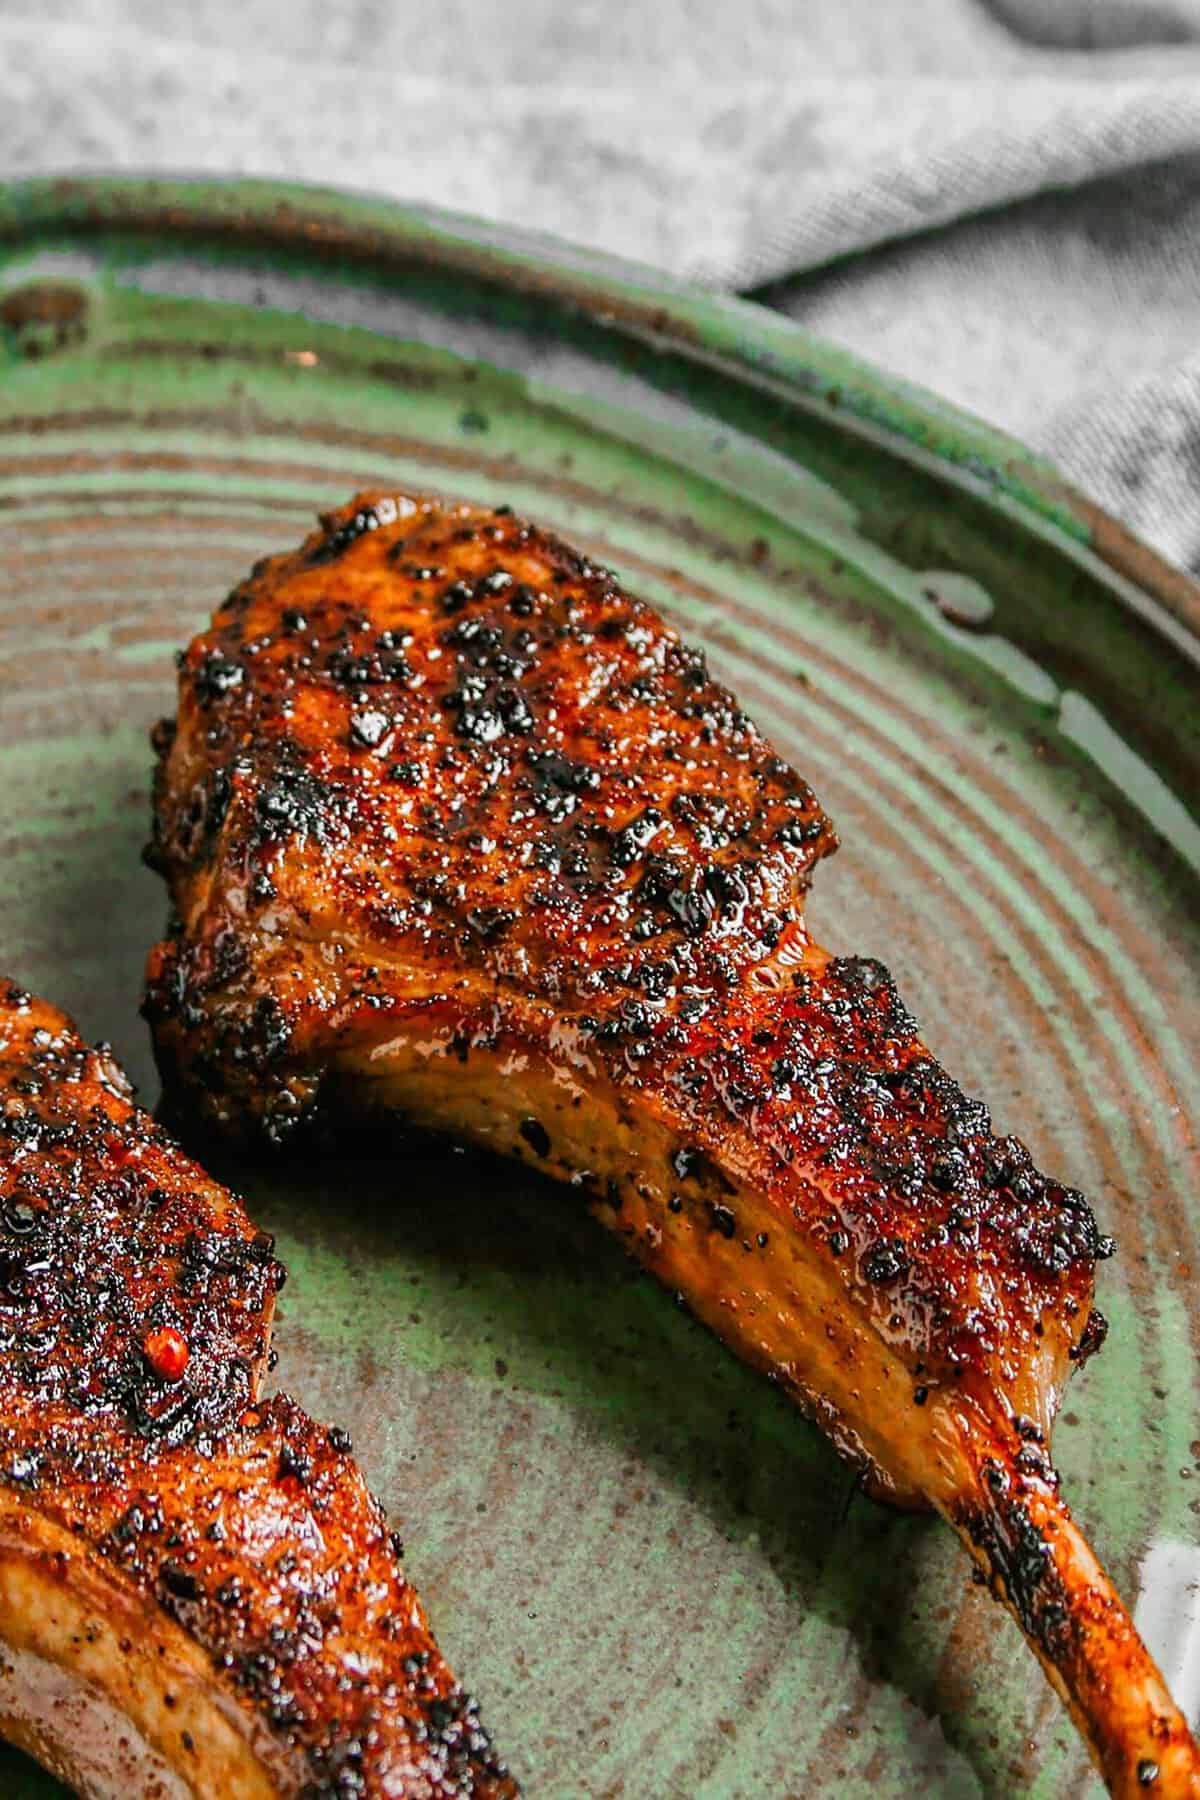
xmin=199 ymin=1124 xmax=1036 ymax=1798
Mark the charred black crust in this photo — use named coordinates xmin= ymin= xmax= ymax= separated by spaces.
xmin=304 ymin=501 xmax=393 ymax=567
xmin=149 ymin=494 xmax=836 ymax=1008
xmin=252 ymin=753 xmax=351 ymax=855
xmin=300 ymin=1680 xmax=511 ymax=1799
xmin=957 ymin=1464 xmax=1072 ymax=1662
xmin=1070 ymin=1306 xmax=1109 ymax=1364
xmin=0 ymin=1001 xmax=275 ymax=1440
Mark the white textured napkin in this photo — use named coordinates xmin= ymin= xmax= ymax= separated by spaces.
xmin=4 ymin=0 xmax=1199 ymax=567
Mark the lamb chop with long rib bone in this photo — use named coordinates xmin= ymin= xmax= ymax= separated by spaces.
xmin=144 ymin=492 xmax=1200 ymax=1797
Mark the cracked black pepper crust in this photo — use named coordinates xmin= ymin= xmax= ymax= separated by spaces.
xmin=0 ymin=981 xmax=516 ymax=1799
xmin=145 ymin=492 xmax=1110 ymax=1406
xmin=146 ymin=494 xmax=836 ymax=993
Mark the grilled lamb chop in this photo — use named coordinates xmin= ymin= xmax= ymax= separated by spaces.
xmin=0 ymin=981 xmax=515 ymax=1799
xmin=145 ymin=493 xmax=1200 ymax=1798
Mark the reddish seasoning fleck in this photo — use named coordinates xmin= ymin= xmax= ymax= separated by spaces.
xmin=105 ymin=1133 xmax=139 ymax=1169
xmin=143 ymin=1325 xmax=190 ymax=1383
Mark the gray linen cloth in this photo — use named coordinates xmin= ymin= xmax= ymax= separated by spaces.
xmin=4 ymin=0 xmax=1199 ymax=569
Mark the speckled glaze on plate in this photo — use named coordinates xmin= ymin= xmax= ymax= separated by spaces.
xmin=0 ymin=174 xmax=1195 ymax=1800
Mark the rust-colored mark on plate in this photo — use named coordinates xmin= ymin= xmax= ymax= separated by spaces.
xmin=0 ymin=283 xmax=89 ymax=360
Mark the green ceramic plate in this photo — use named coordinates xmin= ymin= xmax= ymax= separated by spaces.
xmin=0 ymin=174 xmax=1196 ymax=1800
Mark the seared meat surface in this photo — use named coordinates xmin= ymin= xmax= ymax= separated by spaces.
xmin=0 ymin=982 xmax=515 ymax=1799
xmin=145 ymin=493 xmax=1199 ymax=1797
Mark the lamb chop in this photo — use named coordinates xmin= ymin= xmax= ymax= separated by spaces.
xmin=0 ymin=981 xmax=516 ymax=1798
xmin=144 ymin=492 xmax=1200 ymax=1798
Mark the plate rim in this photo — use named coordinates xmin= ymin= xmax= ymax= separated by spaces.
xmin=1 ymin=168 xmax=1197 ymax=660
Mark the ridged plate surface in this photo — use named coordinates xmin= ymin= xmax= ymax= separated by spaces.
xmin=0 ymin=176 xmax=1197 ymax=1800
